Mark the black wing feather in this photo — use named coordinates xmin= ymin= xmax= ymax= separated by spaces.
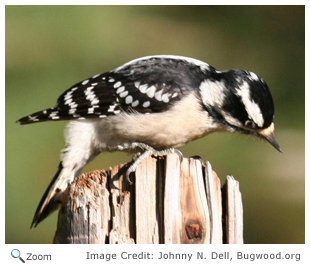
xmin=17 ymin=57 xmax=208 ymax=125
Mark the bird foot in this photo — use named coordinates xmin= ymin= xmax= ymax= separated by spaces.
xmin=126 ymin=142 xmax=183 ymax=184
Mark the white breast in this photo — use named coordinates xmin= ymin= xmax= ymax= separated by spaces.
xmin=93 ymin=93 xmax=218 ymax=150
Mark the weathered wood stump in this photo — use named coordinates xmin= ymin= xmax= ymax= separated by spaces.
xmin=53 ymin=154 xmax=243 ymax=244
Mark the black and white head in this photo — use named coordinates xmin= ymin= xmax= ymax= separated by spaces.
xmin=200 ymin=69 xmax=282 ymax=152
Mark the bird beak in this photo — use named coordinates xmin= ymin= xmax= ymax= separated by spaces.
xmin=257 ymin=123 xmax=282 ymax=153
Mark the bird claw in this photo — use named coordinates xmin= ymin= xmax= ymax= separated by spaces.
xmin=126 ymin=168 xmax=134 ymax=185
xmin=125 ymin=143 xmax=183 ymax=185
xmin=173 ymin=149 xmax=184 ymax=162
xmin=190 ymin=155 xmax=206 ymax=167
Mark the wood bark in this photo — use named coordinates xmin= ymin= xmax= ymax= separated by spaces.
xmin=54 ymin=154 xmax=243 ymax=244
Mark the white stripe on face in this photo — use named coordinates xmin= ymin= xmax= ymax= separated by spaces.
xmin=236 ymin=81 xmax=264 ymax=127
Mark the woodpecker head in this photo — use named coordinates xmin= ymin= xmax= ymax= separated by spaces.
xmin=200 ymin=69 xmax=282 ymax=152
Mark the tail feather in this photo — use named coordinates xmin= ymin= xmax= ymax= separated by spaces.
xmin=31 ymin=163 xmax=77 ymax=228
xmin=30 ymin=119 xmax=98 ymax=227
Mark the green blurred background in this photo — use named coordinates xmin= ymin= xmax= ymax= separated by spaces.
xmin=6 ymin=6 xmax=304 ymax=244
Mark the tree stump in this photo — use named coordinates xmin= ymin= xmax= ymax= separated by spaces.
xmin=53 ymin=154 xmax=243 ymax=244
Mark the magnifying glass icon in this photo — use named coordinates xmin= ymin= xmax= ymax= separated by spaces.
xmin=11 ymin=249 xmax=25 ymax=263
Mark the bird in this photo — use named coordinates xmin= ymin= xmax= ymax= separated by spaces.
xmin=17 ymin=55 xmax=282 ymax=228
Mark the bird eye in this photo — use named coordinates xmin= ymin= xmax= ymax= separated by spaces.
xmin=245 ymin=120 xmax=256 ymax=129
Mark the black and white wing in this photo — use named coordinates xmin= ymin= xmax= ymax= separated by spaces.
xmin=17 ymin=56 xmax=211 ymax=125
